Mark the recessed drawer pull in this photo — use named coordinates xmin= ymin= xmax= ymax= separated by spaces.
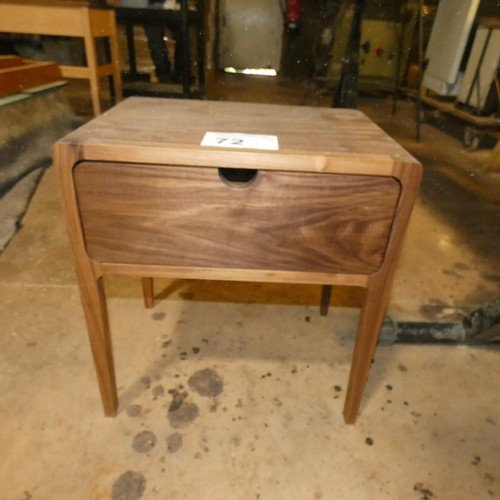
xmin=218 ymin=168 xmax=258 ymax=187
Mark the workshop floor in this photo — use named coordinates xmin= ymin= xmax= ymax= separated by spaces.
xmin=0 ymin=75 xmax=499 ymax=500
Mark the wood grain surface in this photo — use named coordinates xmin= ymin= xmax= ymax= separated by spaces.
xmin=74 ymin=161 xmax=401 ymax=274
xmin=57 ymin=98 xmax=418 ymax=173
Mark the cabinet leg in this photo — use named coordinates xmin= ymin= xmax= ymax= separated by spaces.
xmin=142 ymin=277 xmax=154 ymax=309
xmin=79 ymin=274 xmax=118 ymax=416
xmin=343 ymin=280 xmax=389 ymax=424
xmin=320 ymin=285 xmax=332 ymax=316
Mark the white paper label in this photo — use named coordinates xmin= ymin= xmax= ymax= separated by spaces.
xmin=201 ymin=131 xmax=279 ymax=151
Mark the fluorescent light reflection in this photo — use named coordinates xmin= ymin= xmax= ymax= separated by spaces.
xmin=224 ymin=67 xmax=277 ymax=77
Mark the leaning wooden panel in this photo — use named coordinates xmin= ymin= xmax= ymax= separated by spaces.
xmin=0 ymin=59 xmax=62 ymax=97
xmin=0 ymin=55 xmax=23 ymax=69
xmin=53 ymin=97 xmax=422 ymax=423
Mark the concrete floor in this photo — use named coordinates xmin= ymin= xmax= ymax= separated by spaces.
xmin=1 ymin=75 xmax=499 ymax=499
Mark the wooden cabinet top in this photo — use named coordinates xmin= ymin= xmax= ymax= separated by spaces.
xmin=55 ymin=97 xmax=420 ymax=177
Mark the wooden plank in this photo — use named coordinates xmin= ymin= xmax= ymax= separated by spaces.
xmin=0 ymin=60 xmax=62 ymax=97
xmin=0 ymin=55 xmax=23 ymax=69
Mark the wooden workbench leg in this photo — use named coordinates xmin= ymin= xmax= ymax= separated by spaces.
xmin=142 ymin=277 xmax=154 ymax=309
xmin=83 ymin=23 xmax=101 ymax=115
xmin=107 ymin=11 xmax=123 ymax=104
xmin=78 ymin=271 xmax=118 ymax=416
xmin=343 ymin=277 xmax=390 ymax=424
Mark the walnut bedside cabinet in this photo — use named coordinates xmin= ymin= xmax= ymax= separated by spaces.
xmin=53 ymin=97 xmax=421 ymax=424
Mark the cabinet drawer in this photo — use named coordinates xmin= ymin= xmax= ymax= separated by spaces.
xmin=73 ymin=161 xmax=401 ymax=274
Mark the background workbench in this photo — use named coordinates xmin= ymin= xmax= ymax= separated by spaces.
xmin=0 ymin=0 xmax=122 ymax=115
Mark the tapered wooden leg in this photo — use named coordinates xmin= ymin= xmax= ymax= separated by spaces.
xmin=78 ymin=273 xmax=118 ymax=416
xmin=343 ymin=278 xmax=391 ymax=424
xmin=142 ymin=277 xmax=154 ymax=308
xmin=320 ymin=285 xmax=332 ymax=316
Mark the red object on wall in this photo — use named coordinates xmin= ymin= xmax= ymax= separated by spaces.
xmin=286 ymin=0 xmax=301 ymax=26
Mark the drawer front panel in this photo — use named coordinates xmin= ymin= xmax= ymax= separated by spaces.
xmin=74 ymin=162 xmax=401 ymax=274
